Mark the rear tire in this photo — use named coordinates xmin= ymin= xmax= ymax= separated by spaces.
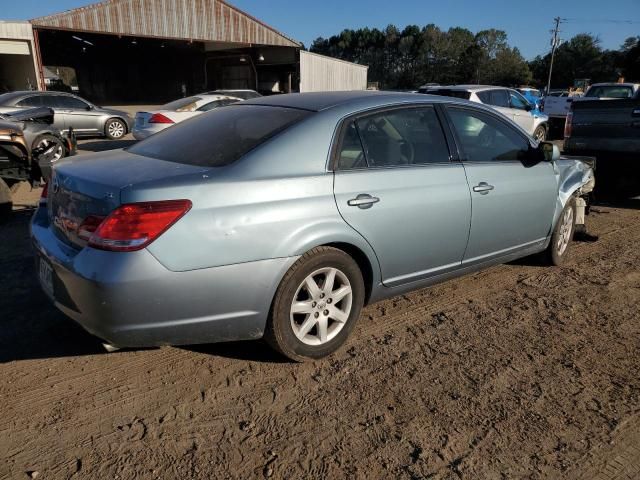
xmin=264 ymin=246 xmax=365 ymax=362
xmin=105 ymin=118 xmax=127 ymax=140
xmin=33 ymin=134 xmax=65 ymax=164
xmin=546 ymin=198 xmax=576 ymax=266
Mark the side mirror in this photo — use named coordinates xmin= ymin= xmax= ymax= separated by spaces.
xmin=85 ymin=104 xmax=93 ymax=111
xmin=525 ymin=103 xmax=533 ymax=112
xmin=540 ymin=141 xmax=560 ymax=161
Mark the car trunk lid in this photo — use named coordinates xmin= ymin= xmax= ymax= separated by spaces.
xmin=48 ymin=149 xmax=210 ymax=249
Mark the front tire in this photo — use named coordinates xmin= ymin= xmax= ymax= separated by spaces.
xmin=264 ymin=246 xmax=365 ymax=362
xmin=533 ymin=124 xmax=547 ymax=142
xmin=105 ymin=118 xmax=127 ymax=140
xmin=546 ymin=198 xmax=575 ymax=266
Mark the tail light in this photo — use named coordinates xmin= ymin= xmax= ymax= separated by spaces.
xmin=40 ymin=182 xmax=48 ymax=200
xmin=148 ymin=113 xmax=175 ymax=124
xmin=77 ymin=215 xmax=106 ymax=241
xmin=564 ymin=112 xmax=573 ymax=139
xmin=87 ymin=200 xmax=192 ymax=252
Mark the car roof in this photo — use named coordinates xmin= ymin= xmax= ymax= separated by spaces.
xmin=589 ymin=82 xmax=639 ymax=88
xmin=241 ymin=90 xmax=439 ymax=112
xmin=428 ymin=85 xmax=510 ymax=92
xmin=0 ymin=90 xmax=79 ymax=105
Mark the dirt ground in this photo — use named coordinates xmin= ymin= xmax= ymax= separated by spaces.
xmin=1 ymin=179 xmax=639 ymax=479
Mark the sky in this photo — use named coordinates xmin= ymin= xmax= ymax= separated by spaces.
xmin=3 ymin=0 xmax=640 ymax=60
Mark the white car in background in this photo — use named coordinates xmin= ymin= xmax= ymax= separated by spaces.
xmin=422 ymin=85 xmax=550 ymax=141
xmin=132 ymin=94 xmax=241 ymax=140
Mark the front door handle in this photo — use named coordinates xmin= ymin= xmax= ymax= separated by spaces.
xmin=348 ymin=194 xmax=380 ymax=209
xmin=473 ymin=182 xmax=495 ymax=195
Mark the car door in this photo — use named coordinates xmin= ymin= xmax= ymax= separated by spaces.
xmin=508 ymin=90 xmax=535 ymax=134
xmin=333 ymin=105 xmax=472 ymax=287
xmin=52 ymin=95 xmax=101 ymax=136
xmin=444 ymin=105 xmax=557 ymax=263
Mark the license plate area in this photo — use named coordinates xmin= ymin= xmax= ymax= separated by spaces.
xmin=39 ymin=257 xmax=54 ymax=297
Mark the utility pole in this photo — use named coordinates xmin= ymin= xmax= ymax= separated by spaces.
xmin=546 ymin=17 xmax=562 ymax=95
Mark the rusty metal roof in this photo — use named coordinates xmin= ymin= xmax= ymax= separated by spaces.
xmin=30 ymin=0 xmax=301 ymax=48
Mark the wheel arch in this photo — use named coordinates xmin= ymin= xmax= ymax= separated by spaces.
xmin=322 ymin=242 xmax=375 ymax=305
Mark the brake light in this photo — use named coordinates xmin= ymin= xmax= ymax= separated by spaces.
xmin=564 ymin=112 xmax=573 ymax=139
xmin=88 ymin=200 xmax=192 ymax=252
xmin=148 ymin=113 xmax=175 ymax=124
xmin=77 ymin=215 xmax=105 ymax=241
xmin=40 ymin=182 xmax=48 ymax=199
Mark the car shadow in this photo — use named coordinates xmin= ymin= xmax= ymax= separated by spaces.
xmin=181 ymin=341 xmax=291 ymax=364
xmin=0 ymin=210 xmax=107 ymax=363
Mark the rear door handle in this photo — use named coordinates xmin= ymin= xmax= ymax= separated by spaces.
xmin=348 ymin=194 xmax=380 ymax=209
xmin=473 ymin=182 xmax=495 ymax=195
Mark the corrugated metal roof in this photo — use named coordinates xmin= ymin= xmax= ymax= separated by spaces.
xmin=30 ymin=0 xmax=301 ymax=48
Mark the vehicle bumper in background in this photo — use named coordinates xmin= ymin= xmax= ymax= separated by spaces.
xmin=30 ymin=206 xmax=297 ymax=348
xmin=132 ymin=124 xmax=167 ymax=140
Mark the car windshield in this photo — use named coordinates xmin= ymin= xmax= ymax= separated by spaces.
xmin=128 ymin=105 xmax=311 ymax=167
xmin=161 ymin=96 xmax=202 ymax=111
xmin=585 ymin=86 xmax=633 ymax=98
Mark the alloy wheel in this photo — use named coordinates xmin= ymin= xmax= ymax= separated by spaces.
xmin=290 ymin=267 xmax=353 ymax=346
xmin=108 ymin=121 xmax=125 ymax=138
xmin=556 ymin=206 xmax=574 ymax=256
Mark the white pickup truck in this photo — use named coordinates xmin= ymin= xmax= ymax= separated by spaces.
xmin=541 ymin=90 xmax=583 ymax=126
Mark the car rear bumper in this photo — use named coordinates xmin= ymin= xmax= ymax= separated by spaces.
xmin=131 ymin=124 xmax=167 ymax=140
xmin=30 ymin=206 xmax=297 ymax=348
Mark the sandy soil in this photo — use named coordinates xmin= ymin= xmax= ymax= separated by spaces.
xmin=1 ymin=184 xmax=639 ymax=479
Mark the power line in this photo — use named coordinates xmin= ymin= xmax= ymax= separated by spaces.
xmin=563 ymin=18 xmax=640 ymax=25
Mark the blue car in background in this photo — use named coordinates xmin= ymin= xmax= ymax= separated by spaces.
xmin=517 ymin=88 xmax=543 ymax=110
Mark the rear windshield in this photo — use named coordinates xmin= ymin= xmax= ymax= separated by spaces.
xmin=128 ymin=105 xmax=311 ymax=167
xmin=161 ymin=96 xmax=202 ymax=111
xmin=585 ymin=86 xmax=633 ymax=98
xmin=420 ymin=89 xmax=471 ymax=100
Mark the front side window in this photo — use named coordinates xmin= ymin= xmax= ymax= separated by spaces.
xmin=447 ymin=107 xmax=530 ymax=163
xmin=342 ymin=107 xmax=449 ymax=168
xmin=51 ymin=96 xmax=89 ymax=109
xmin=509 ymin=91 xmax=531 ymax=110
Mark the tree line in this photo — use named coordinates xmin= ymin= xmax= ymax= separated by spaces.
xmin=309 ymin=25 xmax=640 ymax=90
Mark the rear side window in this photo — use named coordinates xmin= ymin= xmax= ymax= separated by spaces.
xmin=17 ymin=96 xmax=44 ymax=107
xmin=478 ymin=90 xmax=509 ymax=108
xmin=585 ymin=86 xmax=633 ymax=98
xmin=337 ymin=107 xmax=450 ymax=169
xmin=128 ymin=105 xmax=311 ymax=167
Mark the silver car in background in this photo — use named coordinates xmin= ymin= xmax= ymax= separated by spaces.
xmin=421 ymin=85 xmax=550 ymax=141
xmin=132 ymin=94 xmax=241 ymax=140
xmin=0 ymin=91 xmax=132 ymax=140
xmin=31 ymin=92 xmax=594 ymax=361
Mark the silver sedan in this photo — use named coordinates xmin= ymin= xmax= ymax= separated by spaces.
xmin=0 ymin=91 xmax=132 ymax=140
xmin=31 ymin=92 xmax=595 ymax=361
